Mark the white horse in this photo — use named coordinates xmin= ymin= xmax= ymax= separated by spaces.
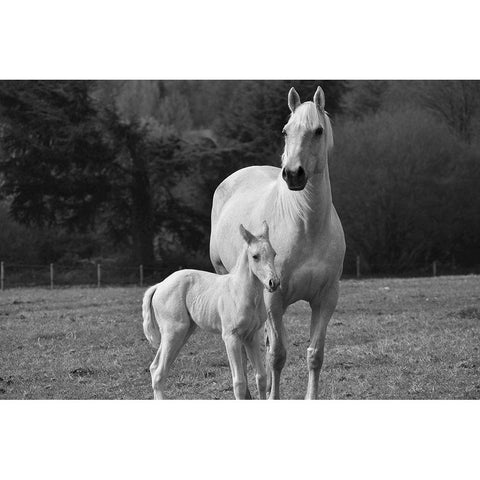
xmin=143 ymin=221 xmax=279 ymax=399
xmin=210 ymin=86 xmax=345 ymax=399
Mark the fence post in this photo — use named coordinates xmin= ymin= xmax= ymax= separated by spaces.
xmin=356 ymin=255 xmax=361 ymax=279
xmin=50 ymin=263 xmax=54 ymax=290
xmin=97 ymin=263 xmax=101 ymax=288
xmin=1 ymin=261 xmax=4 ymax=291
xmin=432 ymin=260 xmax=437 ymax=277
xmin=139 ymin=264 xmax=144 ymax=287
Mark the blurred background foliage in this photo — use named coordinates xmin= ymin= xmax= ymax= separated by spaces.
xmin=0 ymin=80 xmax=479 ymax=275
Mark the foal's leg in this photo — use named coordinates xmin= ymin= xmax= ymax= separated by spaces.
xmin=264 ymin=290 xmax=286 ymax=400
xmin=241 ymin=347 xmax=253 ymax=399
xmin=306 ymin=283 xmax=339 ymax=400
xmin=223 ymin=334 xmax=247 ymax=400
xmin=150 ymin=323 xmax=195 ymax=399
xmin=245 ymin=330 xmax=267 ymax=399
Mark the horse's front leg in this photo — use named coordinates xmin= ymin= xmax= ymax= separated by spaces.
xmin=264 ymin=290 xmax=286 ymax=400
xmin=223 ymin=333 xmax=247 ymax=400
xmin=306 ymin=283 xmax=340 ymax=399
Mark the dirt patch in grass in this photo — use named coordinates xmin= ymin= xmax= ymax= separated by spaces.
xmin=452 ymin=306 xmax=480 ymax=320
xmin=69 ymin=367 xmax=96 ymax=378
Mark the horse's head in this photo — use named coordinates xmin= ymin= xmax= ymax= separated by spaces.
xmin=281 ymin=86 xmax=334 ymax=191
xmin=239 ymin=221 xmax=280 ymax=293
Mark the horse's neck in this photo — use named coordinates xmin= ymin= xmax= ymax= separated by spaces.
xmin=274 ymin=163 xmax=332 ymax=233
xmin=230 ymin=248 xmax=262 ymax=306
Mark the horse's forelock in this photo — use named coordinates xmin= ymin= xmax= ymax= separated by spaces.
xmin=288 ymin=102 xmax=321 ymax=129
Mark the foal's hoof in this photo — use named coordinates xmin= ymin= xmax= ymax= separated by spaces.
xmin=244 ymin=388 xmax=253 ymax=400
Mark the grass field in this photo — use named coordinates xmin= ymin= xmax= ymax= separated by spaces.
xmin=0 ymin=275 xmax=479 ymax=400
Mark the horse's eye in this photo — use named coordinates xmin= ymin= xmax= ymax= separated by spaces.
xmin=315 ymin=127 xmax=324 ymax=136
xmin=252 ymin=254 xmax=260 ymax=261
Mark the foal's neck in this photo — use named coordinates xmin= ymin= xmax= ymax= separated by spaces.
xmin=231 ymin=248 xmax=263 ymax=304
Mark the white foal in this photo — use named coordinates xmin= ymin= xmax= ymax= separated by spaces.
xmin=142 ymin=221 xmax=280 ymax=400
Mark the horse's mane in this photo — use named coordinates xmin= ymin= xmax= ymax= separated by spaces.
xmin=274 ymin=178 xmax=315 ymax=224
xmin=286 ymin=101 xmax=334 ymax=152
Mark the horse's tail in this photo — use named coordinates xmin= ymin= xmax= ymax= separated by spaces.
xmin=142 ymin=284 xmax=161 ymax=349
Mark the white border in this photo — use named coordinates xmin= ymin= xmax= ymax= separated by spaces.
xmin=2 ymin=1 xmax=480 ymax=79
xmin=1 ymin=400 xmax=478 ymax=479
xmin=1 ymin=2 xmax=479 ymax=478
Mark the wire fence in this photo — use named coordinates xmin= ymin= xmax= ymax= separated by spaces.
xmin=0 ymin=261 xmax=175 ymax=290
xmin=0 ymin=257 xmax=479 ymax=290
xmin=341 ymin=256 xmax=480 ymax=279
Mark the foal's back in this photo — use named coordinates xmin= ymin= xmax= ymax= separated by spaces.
xmin=152 ymin=269 xmax=225 ymax=333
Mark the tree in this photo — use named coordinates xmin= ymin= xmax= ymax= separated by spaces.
xmin=340 ymin=80 xmax=390 ymax=118
xmin=344 ymin=80 xmax=480 ymax=144
xmin=409 ymin=81 xmax=480 ymax=144
xmin=331 ymin=105 xmax=480 ymax=272
xmin=0 ymin=80 xmax=114 ymax=230
xmin=218 ymin=80 xmax=348 ymax=164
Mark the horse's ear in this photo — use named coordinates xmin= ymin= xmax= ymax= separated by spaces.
xmin=262 ymin=220 xmax=269 ymax=238
xmin=239 ymin=224 xmax=255 ymax=244
xmin=288 ymin=87 xmax=301 ymax=113
xmin=313 ymin=86 xmax=325 ymax=112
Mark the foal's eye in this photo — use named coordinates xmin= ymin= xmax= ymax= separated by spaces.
xmin=315 ymin=127 xmax=324 ymax=136
xmin=252 ymin=254 xmax=260 ymax=261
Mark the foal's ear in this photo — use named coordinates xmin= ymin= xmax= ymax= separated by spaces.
xmin=313 ymin=86 xmax=325 ymax=112
xmin=288 ymin=87 xmax=301 ymax=113
xmin=239 ymin=224 xmax=255 ymax=244
xmin=262 ymin=220 xmax=269 ymax=238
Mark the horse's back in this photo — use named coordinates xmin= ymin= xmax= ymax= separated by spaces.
xmin=210 ymin=166 xmax=279 ymax=272
xmin=212 ymin=165 xmax=279 ymax=218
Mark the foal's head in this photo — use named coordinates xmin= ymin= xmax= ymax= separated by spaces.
xmin=239 ymin=221 xmax=280 ymax=293
xmin=281 ymin=86 xmax=334 ymax=191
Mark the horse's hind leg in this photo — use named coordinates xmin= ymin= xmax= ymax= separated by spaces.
xmin=150 ymin=323 xmax=195 ymax=399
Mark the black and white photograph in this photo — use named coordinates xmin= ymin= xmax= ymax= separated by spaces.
xmin=1 ymin=79 xmax=479 ymax=401
xmin=1 ymin=1 xmax=478 ymax=479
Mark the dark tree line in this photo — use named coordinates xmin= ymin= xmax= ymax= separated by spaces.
xmin=0 ymin=80 xmax=479 ymax=274
xmin=333 ymin=81 xmax=480 ymax=272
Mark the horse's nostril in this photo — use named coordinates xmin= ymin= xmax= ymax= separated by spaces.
xmin=297 ymin=166 xmax=305 ymax=179
xmin=282 ymin=168 xmax=287 ymax=180
xmin=269 ymin=279 xmax=274 ymax=289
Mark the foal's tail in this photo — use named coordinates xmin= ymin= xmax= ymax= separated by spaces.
xmin=142 ymin=284 xmax=161 ymax=349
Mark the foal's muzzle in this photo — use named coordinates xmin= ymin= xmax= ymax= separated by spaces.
xmin=282 ymin=166 xmax=307 ymax=191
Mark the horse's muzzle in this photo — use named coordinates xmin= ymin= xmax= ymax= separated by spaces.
xmin=267 ymin=277 xmax=280 ymax=293
xmin=282 ymin=166 xmax=307 ymax=191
